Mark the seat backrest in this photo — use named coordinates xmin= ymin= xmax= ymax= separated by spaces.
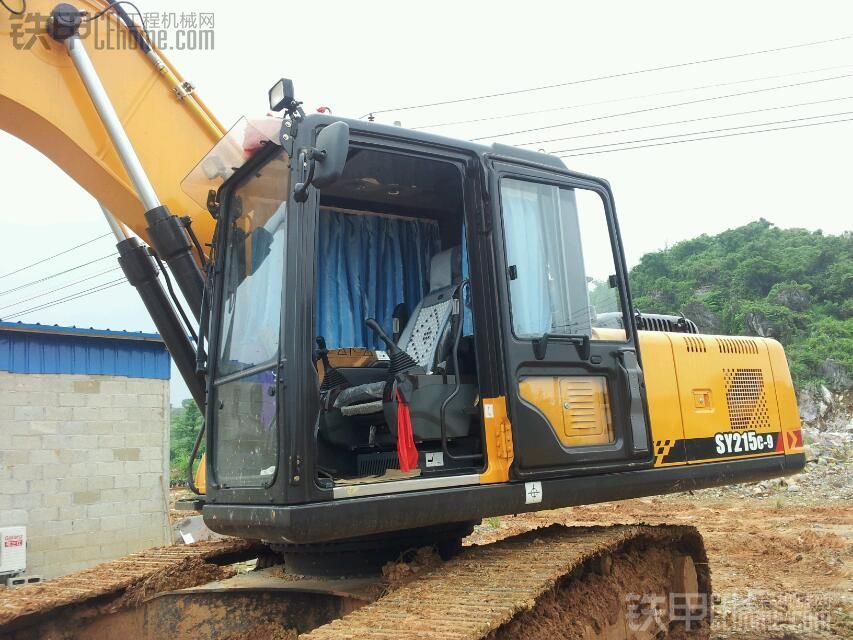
xmin=398 ymin=246 xmax=461 ymax=373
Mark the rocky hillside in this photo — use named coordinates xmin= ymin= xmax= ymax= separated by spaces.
xmin=629 ymin=219 xmax=852 ymax=391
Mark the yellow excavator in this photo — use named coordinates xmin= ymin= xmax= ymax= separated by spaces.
xmin=0 ymin=2 xmax=805 ymax=638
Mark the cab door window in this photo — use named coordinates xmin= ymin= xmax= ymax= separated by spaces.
xmin=500 ymin=178 xmax=625 ymax=341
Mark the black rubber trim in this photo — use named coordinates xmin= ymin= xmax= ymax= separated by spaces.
xmin=202 ymin=453 xmax=805 ymax=544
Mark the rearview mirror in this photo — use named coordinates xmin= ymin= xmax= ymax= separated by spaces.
xmin=312 ymin=122 xmax=350 ymax=189
xmin=294 ymin=122 xmax=350 ymax=202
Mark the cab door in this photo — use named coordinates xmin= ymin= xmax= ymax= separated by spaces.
xmin=488 ymin=159 xmax=651 ymax=478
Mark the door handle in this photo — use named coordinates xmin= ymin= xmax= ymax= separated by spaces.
xmin=617 ymin=348 xmax=650 ymax=454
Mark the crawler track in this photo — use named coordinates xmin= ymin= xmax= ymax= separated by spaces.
xmin=0 ymin=525 xmax=710 ymax=640
xmin=0 ymin=537 xmax=262 ymax=632
xmin=304 ymin=524 xmax=710 ymax=640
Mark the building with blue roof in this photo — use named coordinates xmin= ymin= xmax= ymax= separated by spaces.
xmin=0 ymin=321 xmax=170 ymax=380
xmin=0 ymin=322 xmax=173 ymax=579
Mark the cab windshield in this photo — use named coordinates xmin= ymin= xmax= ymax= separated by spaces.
xmin=217 ymin=151 xmax=288 ymax=376
xmin=212 ymin=148 xmax=289 ymax=488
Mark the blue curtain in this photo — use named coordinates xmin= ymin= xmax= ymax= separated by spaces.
xmin=501 ymin=180 xmax=552 ymax=337
xmin=316 ymin=209 xmax=441 ymax=349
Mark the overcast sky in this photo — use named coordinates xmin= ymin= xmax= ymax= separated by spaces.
xmin=1 ymin=0 xmax=852 ymax=404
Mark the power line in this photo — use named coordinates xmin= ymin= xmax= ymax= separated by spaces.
xmin=0 ymin=268 xmax=122 ymax=312
xmin=550 ymin=109 xmax=853 ymax=154
xmin=471 ymin=73 xmax=853 ymax=141
xmin=0 ymin=233 xmax=112 ymax=281
xmin=414 ymin=64 xmax=853 ymax=130
xmin=557 ymin=115 xmax=853 ymax=158
xmin=0 ymin=254 xmax=117 ymax=297
xmin=362 ymin=34 xmax=853 ymax=116
xmin=518 ymin=95 xmax=853 ymax=147
xmin=1 ymin=279 xmax=127 ymax=321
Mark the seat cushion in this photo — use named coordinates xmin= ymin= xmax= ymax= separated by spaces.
xmin=341 ymin=399 xmax=384 ymax=416
xmin=334 ymin=380 xmax=385 ymax=409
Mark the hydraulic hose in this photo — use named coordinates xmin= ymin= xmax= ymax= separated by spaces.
xmin=105 ymin=0 xmax=224 ymax=140
xmin=104 ymin=0 xmax=149 ymax=52
xmin=117 ymin=237 xmax=205 ymax=408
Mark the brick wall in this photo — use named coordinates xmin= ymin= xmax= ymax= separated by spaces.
xmin=0 ymin=372 xmax=171 ymax=578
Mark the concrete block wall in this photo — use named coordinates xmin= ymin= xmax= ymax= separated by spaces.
xmin=0 ymin=372 xmax=171 ymax=578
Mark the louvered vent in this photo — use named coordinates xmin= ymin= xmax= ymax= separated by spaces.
xmin=683 ymin=336 xmax=707 ymax=353
xmin=563 ymin=378 xmax=599 ymax=431
xmin=561 ymin=377 xmax=614 ymax=444
xmin=716 ymin=337 xmax=759 ymax=355
xmin=635 ymin=313 xmax=699 ymax=334
xmin=723 ymin=368 xmax=770 ymax=430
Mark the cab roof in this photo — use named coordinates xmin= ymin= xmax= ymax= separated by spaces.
xmin=299 ymin=113 xmax=569 ymax=171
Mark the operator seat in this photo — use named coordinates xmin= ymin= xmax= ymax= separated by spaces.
xmin=396 ymin=245 xmax=463 ymax=372
xmin=318 ymin=245 xmax=477 ymax=448
xmin=334 ymin=245 xmax=463 ymax=416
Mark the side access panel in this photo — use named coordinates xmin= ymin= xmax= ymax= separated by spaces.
xmin=639 ymin=331 xmax=689 ymax=468
xmin=663 ymin=334 xmax=789 ymax=465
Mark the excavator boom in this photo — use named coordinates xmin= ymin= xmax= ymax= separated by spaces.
xmin=0 ymin=0 xmax=222 ymax=246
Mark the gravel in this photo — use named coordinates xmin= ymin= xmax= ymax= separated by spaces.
xmin=690 ymin=395 xmax=853 ymax=505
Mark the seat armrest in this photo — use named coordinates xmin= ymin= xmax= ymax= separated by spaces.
xmin=331 ymin=367 xmax=389 ymax=386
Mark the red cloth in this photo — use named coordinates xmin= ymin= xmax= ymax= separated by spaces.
xmin=395 ymin=389 xmax=419 ymax=472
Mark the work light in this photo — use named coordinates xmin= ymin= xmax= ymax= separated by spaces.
xmin=269 ymin=78 xmax=295 ymax=113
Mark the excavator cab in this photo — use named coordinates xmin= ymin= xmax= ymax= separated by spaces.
xmin=150 ymin=80 xmax=796 ymax=551
xmin=191 ymin=107 xmax=673 ymax=544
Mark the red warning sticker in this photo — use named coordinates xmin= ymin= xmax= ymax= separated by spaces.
xmin=785 ymin=429 xmax=804 ymax=450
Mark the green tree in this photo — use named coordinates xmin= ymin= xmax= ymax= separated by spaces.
xmin=628 ymin=221 xmax=852 ymax=391
xmin=170 ymin=399 xmax=204 ymax=481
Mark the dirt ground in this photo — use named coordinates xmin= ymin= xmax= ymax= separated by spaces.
xmin=169 ymin=486 xmax=849 ymax=638
xmin=168 ymin=437 xmax=852 ymax=639
xmin=466 ymin=493 xmax=852 ymax=639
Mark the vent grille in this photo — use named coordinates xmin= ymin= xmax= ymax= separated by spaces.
xmin=716 ymin=337 xmax=759 ymax=355
xmin=563 ymin=378 xmax=600 ymax=431
xmin=357 ymin=452 xmax=399 ymax=477
xmin=723 ymin=368 xmax=770 ymax=430
xmin=683 ymin=336 xmax=707 ymax=353
xmin=636 ymin=313 xmax=699 ymax=334
xmin=559 ymin=376 xmax=614 ymax=445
